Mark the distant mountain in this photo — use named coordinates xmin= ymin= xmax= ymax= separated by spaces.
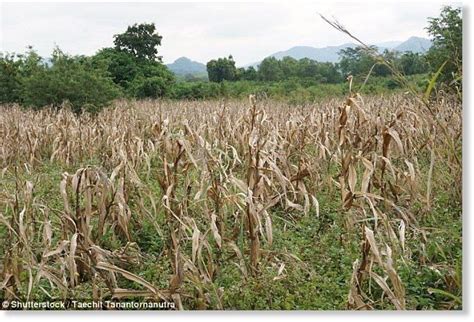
xmin=165 ymin=37 xmax=432 ymax=75
xmin=166 ymin=57 xmax=207 ymax=76
xmin=375 ymin=40 xmax=403 ymax=48
xmin=244 ymin=43 xmax=354 ymax=68
xmin=393 ymin=36 xmax=432 ymax=53
xmin=271 ymin=43 xmax=357 ymax=63
xmin=245 ymin=36 xmax=431 ymax=68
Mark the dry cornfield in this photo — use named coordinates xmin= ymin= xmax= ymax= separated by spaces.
xmin=0 ymin=92 xmax=462 ymax=310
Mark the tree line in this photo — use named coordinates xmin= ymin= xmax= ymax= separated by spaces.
xmin=0 ymin=6 xmax=462 ymax=113
xmin=206 ymin=6 xmax=461 ymax=90
xmin=0 ymin=23 xmax=175 ymax=113
xmin=206 ymin=49 xmax=428 ymax=84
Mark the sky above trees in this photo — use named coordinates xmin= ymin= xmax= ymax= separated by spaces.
xmin=0 ymin=0 xmax=458 ymax=65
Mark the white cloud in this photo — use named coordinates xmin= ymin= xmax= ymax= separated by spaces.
xmin=0 ymin=1 xmax=459 ymax=65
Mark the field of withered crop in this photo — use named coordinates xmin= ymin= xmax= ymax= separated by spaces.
xmin=0 ymin=93 xmax=462 ymax=310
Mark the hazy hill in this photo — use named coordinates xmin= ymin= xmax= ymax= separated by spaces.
xmin=246 ymin=36 xmax=432 ymax=68
xmin=269 ymin=43 xmax=357 ymax=63
xmin=165 ymin=36 xmax=432 ymax=75
xmin=393 ymin=36 xmax=432 ymax=53
xmin=166 ymin=57 xmax=207 ymax=76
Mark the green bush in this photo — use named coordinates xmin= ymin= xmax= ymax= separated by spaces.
xmin=169 ymin=81 xmax=220 ymax=99
xmin=128 ymin=76 xmax=171 ymax=99
xmin=92 ymin=48 xmax=141 ymax=89
xmin=20 ymin=49 xmax=121 ymax=113
xmin=0 ymin=54 xmax=22 ymax=104
xmin=93 ymin=48 xmax=175 ymax=99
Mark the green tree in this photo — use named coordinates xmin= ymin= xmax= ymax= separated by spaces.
xmin=0 ymin=53 xmax=22 ymax=103
xmin=315 ymin=62 xmax=343 ymax=83
xmin=258 ymin=57 xmax=283 ymax=81
xmin=206 ymin=56 xmax=237 ymax=82
xmin=0 ymin=47 xmax=49 ymax=104
xmin=339 ymin=46 xmax=395 ymax=78
xmin=279 ymin=56 xmax=298 ymax=78
xmin=128 ymin=76 xmax=169 ymax=99
xmin=93 ymin=48 xmax=140 ymax=88
xmin=373 ymin=49 xmax=395 ymax=77
xmin=95 ymin=23 xmax=175 ymax=98
xmin=21 ymin=49 xmax=120 ymax=113
xmin=127 ymin=61 xmax=175 ymax=98
xmin=114 ymin=23 xmax=163 ymax=61
xmin=397 ymin=52 xmax=429 ymax=75
xmin=338 ymin=46 xmax=375 ymax=76
xmin=426 ymin=6 xmax=462 ymax=86
xmin=170 ymin=81 xmax=220 ymax=99
xmin=237 ymin=66 xmax=258 ymax=81
xmin=296 ymin=58 xmax=320 ymax=80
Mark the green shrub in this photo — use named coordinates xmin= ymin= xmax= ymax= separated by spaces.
xmin=21 ymin=49 xmax=121 ymax=113
xmin=0 ymin=54 xmax=22 ymax=104
xmin=169 ymin=81 xmax=220 ymax=99
xmin=128 ymin=76 xmax=170 ymax=99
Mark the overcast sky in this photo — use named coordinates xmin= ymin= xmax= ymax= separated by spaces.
xmin=0 ymin=1 xmax=459 ymax=66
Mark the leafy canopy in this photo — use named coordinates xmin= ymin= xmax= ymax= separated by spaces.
xmin=206 ymin=56 xmax=238 ymax=82
xmin=21 ymin=49 xmax=121 ymax=113
xmin=114 ymin=23 xmax=163 ymax=61
xmin=426 ymin=6 xmax=462 ymax=87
